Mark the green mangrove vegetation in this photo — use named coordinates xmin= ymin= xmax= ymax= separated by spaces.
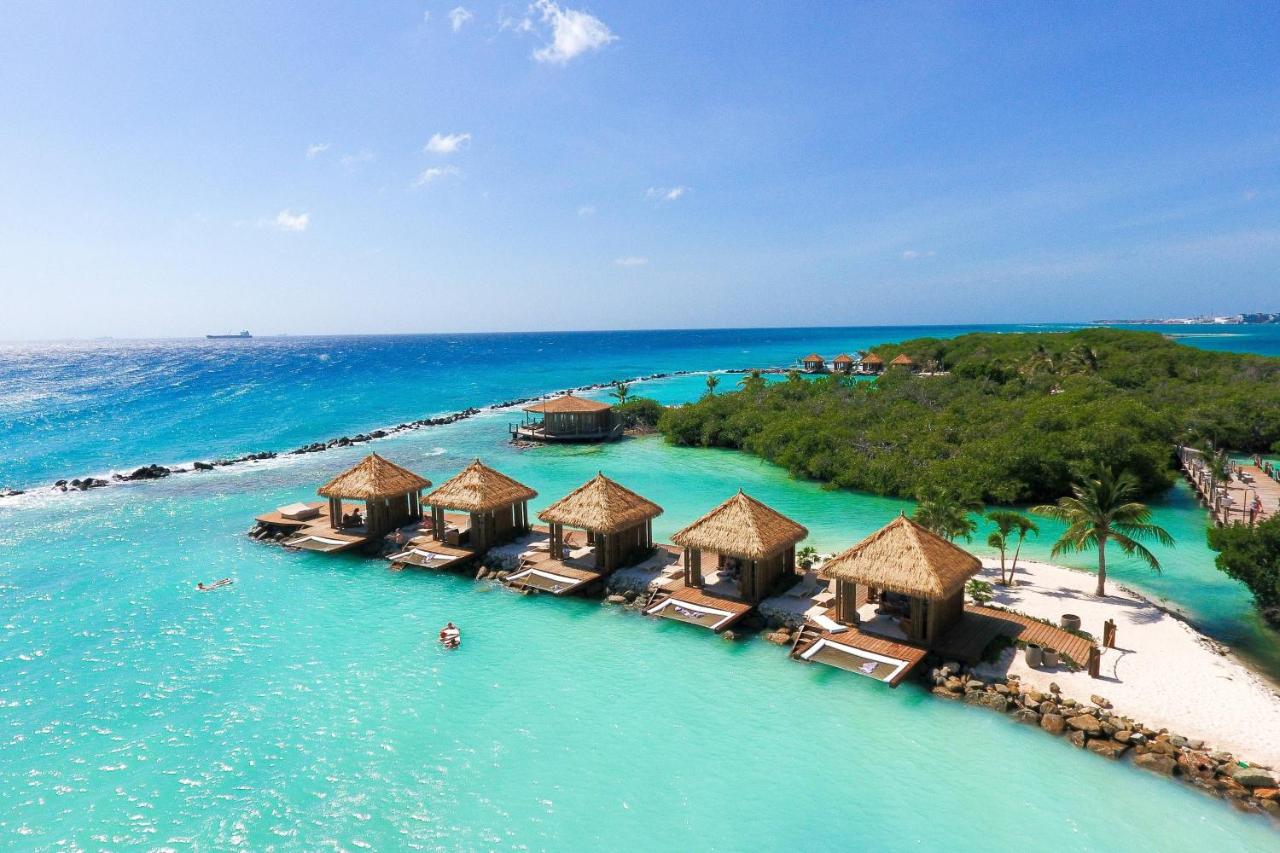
xmin=657 ymin=329 xmax=1280 ymax=504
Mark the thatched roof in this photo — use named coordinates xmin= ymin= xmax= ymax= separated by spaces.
xmin=861 ymin=352 xmax=884 ymax=365
xmin=890 ymin=353 xmax=915 ymax=366
xmin=523 ymin=393 xmax=611 ymax=414
xmin=672 ymin=491 xmax=808 ymax=560
xmin=818 ymin=515 xmax=980 ymax=599
xmin=538 ymin=472 xmax=662 ymax=533
xmin=425 ymin=459 xmax=536 ymax=512
xmin=832 ymin=354 xmax=854 ymax=364
xmin=803 ymin=353 xmax=824 ymax=362
xmin=318 ymin=453 xmax=431 ymax=500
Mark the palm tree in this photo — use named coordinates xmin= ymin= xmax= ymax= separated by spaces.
xmin=705 ymin=374 xmax=720 ymax=396
xmin=985 ymin=510 xmax=1039 ymax=585
xmin=610 ymin=381 xmax=631 ymax=405
xmin=738 ymin=369 xmax=766 ymax=393
xmin=913 ymin=487 xmax=982 ymax=542
xmin=1032 ymin=467 xmax=1173 ymax=597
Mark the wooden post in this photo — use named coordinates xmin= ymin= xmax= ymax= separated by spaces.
xmin=1087 ymin=646 xmax=1101 ymax=678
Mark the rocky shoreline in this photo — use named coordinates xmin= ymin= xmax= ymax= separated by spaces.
xmin=925 ymin=666 xmax=1280 ymax=820
xmin=0 ymin=367 xmax=775 ymax=501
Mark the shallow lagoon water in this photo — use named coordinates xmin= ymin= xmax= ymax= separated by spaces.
xmin=3 ymin=325 xmax=1280 ymax=849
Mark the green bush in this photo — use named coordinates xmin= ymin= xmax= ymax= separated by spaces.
xmin=614 ymin=397 xmax=665 ymax=430
xmin=1207 ymin=516 xmax=1280 ymax=627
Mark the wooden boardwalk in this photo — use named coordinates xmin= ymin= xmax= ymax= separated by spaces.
xmin=1178 ymin=446 xmax=1280 ymax=526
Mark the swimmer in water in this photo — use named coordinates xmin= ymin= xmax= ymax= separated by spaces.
xmin=197 ymin=578 xmax=233 ymax=591
xmin=439 ymin=622 xmax=461 ymax=648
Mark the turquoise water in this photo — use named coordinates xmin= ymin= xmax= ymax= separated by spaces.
xmin=3 ymin=325 xmax=1280 ymax=849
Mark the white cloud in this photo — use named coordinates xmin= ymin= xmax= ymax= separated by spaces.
xmin=646 ymin=185 xmax=688 ymax=203
xmin=614 ymin=256 xmax=648 ymax=266
xmin=424 ymin=132 xmax=472 ymax=154
xmin=271 ymin=210 xmax=310 ymax=232
xmin=901 ymin=249 xmax=936 ymax=259
xmin=306 ymin=142 xmax=331 ymax=159
xmin=422 ymin=10 xmax=431 ymax=24
xmin=414 ymin=165 xmax=461 ymax=187
xmin=449 ymin=6 xmax=473 ymax=31
xmin=531 ymin=1 xmax=617 ymax=64
xmin=577 ymin=205 xmax=596 ymax=217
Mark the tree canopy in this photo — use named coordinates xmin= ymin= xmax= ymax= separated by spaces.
xmin=658 ymin=329 xmax=1280 ymax=503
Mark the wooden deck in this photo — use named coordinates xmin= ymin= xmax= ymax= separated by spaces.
xmin=935 ymin=605 xmax=1095 ymax=667
xmin=385 ymin=512 xmax=479 ymax=571
xmin=791 ymin=624 xmax=927 ymax=687
xmin=644 ymin=579 xmax=755 ymax=633
xmin=254 ymin=501 xmax=376 ymax=553
xmin=503 ymin=529 xmax=607 ymax=595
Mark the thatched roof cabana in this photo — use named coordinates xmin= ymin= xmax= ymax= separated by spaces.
xmin=539 ymin=473 xmax=662 ymax=534
xmin=889 ymin=353 xmax=916 ymax=368
xmin=425 ymin=460 xmax=536 ymax=512
xmin=819 ymin=514 xmax=979 ymax=600
xmin=860 ymin=352 xmax=884 ymax=366
xmin=832 ymin=354 xmax=853 ymax=365
xmin=423 ymin=459 xmax=536 ymax=551
xmin=537 ymin=473 xmax=663 ymax=574
xmin=317 ymin=453 xmax=431 ymax=538
xmin=319 ymin=453 xmax=431 ymax=500
xmin=514 ymin=394 xmax=619 ymax=442
xmin=523 ymin=394 xmax=611 ymax=414
xmin=672 ymin=491 xmax=807 ymax=604
xmin=673 ymin=491 xmax=807 ymax=561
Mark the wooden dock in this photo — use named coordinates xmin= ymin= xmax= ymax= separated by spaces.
xmin=644 ymin=580 xmax=755 ymax=633
xmin=1178 ymin=446 xmax=1279 ymax=526
xmin=937 ymin=605 xmax=1095 ymax=668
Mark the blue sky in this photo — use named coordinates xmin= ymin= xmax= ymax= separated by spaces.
xmin=1 ymin=2 xmax=1277 ymax=339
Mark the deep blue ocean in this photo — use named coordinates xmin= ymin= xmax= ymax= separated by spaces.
xmin=2 ymin=323 xmax=1279 ymax=850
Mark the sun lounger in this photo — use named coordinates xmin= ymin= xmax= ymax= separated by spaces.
xmin=813 ymin=613 xmax=848 ymax=634
xmin=278 ymin=502 xmax=320 ymax=521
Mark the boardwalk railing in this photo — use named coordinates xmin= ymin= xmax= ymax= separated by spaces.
xmin=1177 ymin=445 xmax=1276 ymax=527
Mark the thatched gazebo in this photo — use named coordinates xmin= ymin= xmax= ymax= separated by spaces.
xmin=860 ymin=352 xmax=884 ymax=374
xmin=889 ymin=353 xmax=916 ymax=371
xmin=318 ymin=453 xmax=432 ymax=538
xmin=831 ymin=354 xmax=854 ymax=374
xmin=672 ymin=491 xmax=808 ymax=604
xmin=802 ymin=353 xmax=825 ymax=373
xmin=538 ymin=473 xmax=662 ymax=573
xmin=512 ymin=394 xmax=620 ymax=442
xmin=818 ymin=514 xmax=980 ymax=647
xmin=423 ymin=459 xmax=537 ymax=552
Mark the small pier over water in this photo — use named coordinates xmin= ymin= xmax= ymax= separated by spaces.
xmin=1178 ymin=446 xmax=1279 ymax=526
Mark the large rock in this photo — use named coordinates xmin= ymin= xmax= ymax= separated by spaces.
xmin=1011 ymin=708 xmax=1040 ymax=726
xmin=1040 ymin=713 xmax=1066 ymax=735
xmin=1133 ymin=753 xmax=1177 ymax=775
xmin=1086 ymin=739 xmax=1130 ymax=759
xmin=932 ymin=686 xmax=963 ymax=700
xmin=1229 ymin=765 xmax=1280 ymax=788
xmin=1252 ymin=788 xmax=1280 ymax=801
xmin=1177 ymin=751 xmax=1217 ymax=780
xmin=1067 ymin=714 xmax=1103 ymax=735
xmin=1067 ymin=730 xmax=1087 ymax=748
xmin=963 ymin=691 xmax=1009 ymax=713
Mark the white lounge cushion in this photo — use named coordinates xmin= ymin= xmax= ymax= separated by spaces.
xmin=278 ymin=502 xmax=320 ymax=521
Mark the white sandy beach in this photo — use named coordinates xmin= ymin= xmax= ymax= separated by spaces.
xmin=973 ymin=557 xmax=1280 ymax=767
